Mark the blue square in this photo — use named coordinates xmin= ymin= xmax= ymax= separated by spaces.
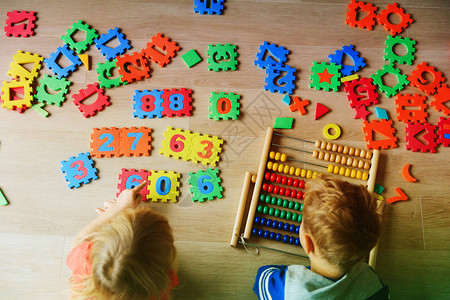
xmin=61 ymin=152 xmax=98 ymax=189
xmin=133 ymin=89 xmax=164 ymax=119
xmin=94 ymin=27 xmax=131 ymax=61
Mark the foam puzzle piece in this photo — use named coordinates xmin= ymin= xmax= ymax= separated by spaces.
xmin=375 ymin=107 xmax=389 ymax=120
xmin=430 ymin=84 xmax=450 ymax=116
xmin=96 ymin=59 xmax=127 ymax=89
xmin=147 ymin=171 xmax=180 ymax=202
xmin=310 ymin=62 xmax=341 ymax=92
xmin=141 ymin=33 xmax=179 ymax=67
xmin=116 ymin=51 xmax=151 ymax=83
xmin=315 ymin=103 xmax=330 ymax=120
xmin=35 ymin=74 xmax=71 ymax=106
xmin=194 ymin=0 xmax=224 ymax=15
xmin=374 ymin=183 xmax=385 ymax=195
xmin=208 ymin=91 xmax=240 ymax=120
xmin=133 ymin=89 xmax=164 ymax=119
xmin=323 ymin=123 xmax=342 ymax=140
xmin=0 ymin=188 xmax=8 ymax=205
xmin=328 ymin=45 xmax=365 ymax=77
xmin=405 ymin=122 xmax=437 ymax=153
xmin=79 ymin=54 xmax=90 ymax=70
xmin=289 ymin=96 xmax=309 ymax=115
xmin=344 ymin=77 xmax=379 ymax=108
xmin=274 ymin=117 xmax=294 ymax=129
xmin=254 ymin=41 xmax=289 ymax=69
xmin=377 ymin=3 xmax=413 ymax=36
xmin=188 ymin=168 xmax=223 ymax=202
xmin=5 ymin=10 xmax=36 ymax=37
xmin=265 ymin=64 xmax=296 ymax=94
xmin=341 ymin=74 xmax=359 ymax=83
xmin=353 ymin=105 xmax=371 ymax=120
xmin=384 ymin=35 xmax=416 ymax=65
xmin=8 ymin=51 xmax=43 ymax=81
xmin=282 ymin=94 xmax=291 ymax=105
xmin=32 ymin=102 xmax=49 ymax=117
xmin=162 ymin=88 xmax=193 ymax=117
xmin=395 ymin=93 xmax=428 ymax=123
xmin=160 ymin=127 xmax=194 ymax=161
xmin=94 ymin=27 xmax=131 ymax=61
xmin=120 ymin=127 xmax=152 ymax=157
xmin=90 ymin=127 xmax=122 ymax=158
xmin=408 ymin=62 xmax=445 ymax=96
xmin=181 ymin=49 xmax=202 ymax=67
xmin=345 ymin=0 xmax=378 ymax=30
xmin=207 ymin=43 xmax=238 ymax=71
xmin=1 ymin=79 xmax=33 ymax=110
xmin=363 ymin=119 xmax=398 ymax=150
xmin=386 ymin=187 xmax=408 ymax=204
xmin=44 ymin=45 xmax=82 ymax=79
xmin=371 ymin=63 xmax=409 ymax=98
xmin=60 ymin=152 xmax=98 ymax=189
xmin=402 ymin=164 xmax=417 ymax=183
xmin=190 ymin=132 xmax=224 ymax=166
xmin=437 ymin=117 xmax=450 ymax=147
xmin=60 ymin=20 xmax=98 ymax=53
xmin=72 ymin=82 xmax=110 ymax=118
xmin=116 ymin=169 xmax=151 ymax=199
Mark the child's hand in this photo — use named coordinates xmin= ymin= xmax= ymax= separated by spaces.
xmin=96 ymin=181 xmax=147 ymax=215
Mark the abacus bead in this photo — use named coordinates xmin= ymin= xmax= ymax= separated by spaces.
xmin=341 ymin=156 xmax=347 ymax=165
xmin=280 ymin=210 xmax=287 ymax=219
xmin=326 ymin=142 xmax=332 ymax=151
xmin=265 ymin=172 xmax=270 ymax=180
xmin=332 ymin=144 xmax=338 ymax=152
xmin=315 ymin=140 xmax=321 ymax=148
xmin=346 ymin=157 xmax=353 ymax=166
xmin=306 ymin=170 xmax=313 ymax=178
xmin=343 ymin=146 xmax=349 ymax=154
xmin=333 ymin=165 xmax=340 ymax=174
xmin=283 ymin=199 xmax=289 ymax=208
xmin=330 ymin=153 xmax=336 ymax=162
xmin=283 ymin=235 xmax=289 ymax=243
xmin=320 ymin=141 xmax=327 ymax=149
xmin=282 ymin=165 xmax=289 ymax=174
xmin=263 ymin=206 xmax=269 ymax=214
xmin=272 ymin=220 xmax=278 ymax=228
xmin=337 ymin=145 xmax=343 ymax=152
xmin=274 ymin=209 xmax=280 ymax=218
xmin=349 ymin=147 xmax=355 ymax=156
xmin=277 ymin=198 xmax=283 ymax=206
xmin=273 ymin=185 xmax=279 ymax=194
xmin=269 ymin=184 xmax=274 ymax=193
xmin=279 ymin=187 xmax=285 ymax=195
xmin=267 ymin=161 xmax=273 ymax=169
xmin=295 ymin=168 xmax=301 ymax=176
xmin=252 ymin=175 xmax=257 ymax=183
xmin=275 ymin=174 xmax=281 ymax=183
xmin=364 ymin=161 xmax=371 ymax=170
xmin=354 ymin=148 xmax=361 ymax=157
xmin=297 ymin=191 xmax=303 ymax=199
xmin=290 ymin=190 xmax=297 ymax=198
xmin=265 ymin=195 xmax=271 ymax=203
xmin=289 ymin=167 xmax=295 ymax=175
xmin=312 ymin=150 xmax=319 ymax=158
xmin=280 ymin=153 xmax=287 ymax=162
xmin=258 ymin=229 xmax=264 ymax=237
xmin=352 ymin=159 xmax=358 ymax=168
xmin=288 ymin=201 xmax=294 ymax=209
xmin=278 ymin=164 xmax=284 ymax=173
xmin=276 ymin=233 xmax=282 ymax=241
xmin=257 ymin=205 xmax=263 ymax=213
xmin=345 ymin=168 xmax=351 ymax=177
xmin=301 ymin=169 xmax=307 ymax=177
xmin=252 ymin=228 xmax=258 ymax=235
xmin=302 ymin=193 xmax=305 ymax=200
xmin=281 ymin=176 xmax=287 ymax=185
xmin=298 ymin=214 xmax=303 ymax=223
xmin=272 ymin=162 xmax=278 ymax=171
xmin=294 ymin=202 xmax=300 ymax=210
xmin=313 ymin=172 xmax=318 ymax=178
xmin=356 ymin=170 xmax=362 ymax=179
xmin=299 ymin=180 xmax=305 ymax=189
xmin=318 ymin=151 xmax=325 ymax=160
xmin=324 ymin=152 xmax=330 ymax=161
xmin=335 ymin=154 xmax=342 ymax=164
xmin=271 ymin=196 xmax=277 ymax=205
xmin=264 ymin=230 xmax=270 ymax=238
xmin=292 ymin=213 xmax=299 ymax=222
xmin=285 ymin=188 xmax=291 ymax=197
xmin=295 ymin=226 xmax=300 ymax=234
xmin=366 ymin=151 xmax=372 ymax=159
xmin=362 ymin=172 xmax=369 ymax=181
xmin=350 ymin=169 xmax=357 ymax=178
xmin=266 ymin=219 xmax=272 ymax=227
xmin=255 ymin=216 xmax=260 ymax=223
xmin=260 ymin=217 xmax=266 ymax=225
xmin=275 ymin=152 xmax=281 ymax=161
xmin=293 ymin=179 xmax=299 ymax=187
xmin=289 ymin=236 xmax=295 ymax=244
xmin=271 ymin=173 xmax=277 ymax=182
xmin=295 ymin=238 xmax=300 ymax=246
xmin=286 ymin=211 xmax=292 ymax=220
xmin=269 ymin=151 xmax=275 ymax=159
xmin=287 ymin=177 xmax=293 ymax=186
xmin=268 ymin=207 xmax=275 ymax=216
xmin=262 ymin=183 xmax=267 ymax=191
xmin=270 ymin=232 xmax=276 ymax=240
xmin=259 ymin=194 xmax=264 ymax=202
xmin=339 ymin=167 xmax=345 ymax=176
xmin=278 ymin=222 xmax=284 ymax=230
xmin=300 ymin=203 xmax=304 ymax=211
xmin=289 ymin=224 xmax=295 ymax=232
xmin=284 ymin=223 xmax=290 ymax=231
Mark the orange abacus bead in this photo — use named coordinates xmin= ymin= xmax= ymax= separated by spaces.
xmin=315 ymin=140 xmax=321 ymax=148
xmin=349 ymin=147 xmax=355 ymax=156
xmin=324 ymin=152 xmax=330 ymax=161
xmin=343 ymin=146 xmax=349 ymax=154
xmin=330 ymin=153 xmax=336 ymax=162
xmin=352 ymin=159 xmax=358 ymax=168
xmin=326 ymin=142 xmax=332 ymax=151
xmin=335 ymin=154 xmax=342 ymax=164
xmin=360 ymin=149 xmax=366 ymax=158
xmin=364 ymin=161 xmax=371 ymax=170
xmin=354 ymin=148 xmax=361 ymax=157
xmin=366 ymin=151 xmax=372 ymax=159
xmin=332 ymin=144 xmax=338 ymax=152
xmin=312 ymin=150 xmax=318 ymax=158
xmin=337 ymin=145 xmax=343 ymax=152
xmin=358 ymin=160 xmax=364 ymax=169
xmin=318 ymin=151 xmax=325 ymax=160
xmin=346 ymin=157 xmax=353 ymax=166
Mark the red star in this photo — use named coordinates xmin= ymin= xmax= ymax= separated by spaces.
xmin=354 ymin=106 xmax=371 ymax=120
xmin=317 ymin=68 xmax=335 ymax=84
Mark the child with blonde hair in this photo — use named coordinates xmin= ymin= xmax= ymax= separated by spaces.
xmin=253 ymin=175 xmax=389 ymax=299
xmin=67 ymin=181 xmax=178 ymax=300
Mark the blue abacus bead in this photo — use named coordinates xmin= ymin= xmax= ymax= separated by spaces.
xmin=270 ymin=232 xmax=276 ymax=240
xmin=252 ymin=228 xmax=258 ymax=235
xmin=276 ymin=233 xmax=282 ymax=241
xmin=284 ymin=223 xmax=290 ymax=231
xmin=266 ymin=219 xmax=273 ymax=227
xmin=295 ymin=237 xmax=300 ymax=246
xmin=272 ymin=220 xmax=278 ymax=229
xmin=278 ymin=222 xmax=284 ymax=230
xmin=295 ymin=226 xmax=300 ymax=234
xmin=255 ymin=216 xmax=260 ymax=224
xmin=283 ymin=235 xmax=289 ymax=243
xmin=264 ymin=230 xmax=270 ymax=239
xmin=258 ymin=229 xmax=264 ymax=237
xmin=260 ymin=217 xmax=267 ymax=225
xmin=290 ymin=224 xmax=296 ymax=232
xmin=289 ymin=236 xmax=295 ymax=244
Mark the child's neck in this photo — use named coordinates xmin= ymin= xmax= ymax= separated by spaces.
xmin=310 ymin=256 xmax=345 ymax=280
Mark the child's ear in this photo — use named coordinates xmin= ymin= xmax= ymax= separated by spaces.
xmin=303 ymin=233 xmax=315 ymax=255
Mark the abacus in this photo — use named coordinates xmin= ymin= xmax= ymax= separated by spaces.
xmin=230 ymin=127 xmax=381 ymax=267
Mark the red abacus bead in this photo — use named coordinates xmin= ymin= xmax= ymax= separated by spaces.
xmin=273 ymin=185 xmax=280 ymax=194
xmin=262 ymin=183 xmax=268 ymax=191
xmin=296 ymin=191 xmax=303 ymax=199
xmin=276 ymin=174 xmax=281 ymax=183
xmin=279 ymin=187 xmax=285 ymax=195
xmin=293 ymin=179 xmax=299 ymax=187
xmin=285 ymin=188 xmax=291 ymax=196
xmin=290 ymin=189 xmax=297 ymax=198
xmin=281 ymin=176 xmax=287 ymax=185
xmin=265 ymin=172 xmax=270 ymax=180
xmin=268 ymin=184 xmax=274 ymax=193
xmin=287 ymin=177 xmax=293 ymax=186
xmin=299 ymin=180 xmax=305 ymax=189
xmin=270 ymin=173 xmax=276 ymax=182
xmin=302 ymin=193 xmax=306 ymax=200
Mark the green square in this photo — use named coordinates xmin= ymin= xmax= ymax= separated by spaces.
xmin=181 ymin=49 xmax=202 ymax=68
xmin=188 ymin=168 xmax=223 ymax=202
xmin=274 ymin=117 xmax=294 ymax=129
xmin=208 ymin=92 xmax=240 ymax=120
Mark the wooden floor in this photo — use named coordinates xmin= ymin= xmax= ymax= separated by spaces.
xmin=0 ymin=0 xmax=449 ymax=299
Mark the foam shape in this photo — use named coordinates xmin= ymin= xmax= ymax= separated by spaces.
xmin=133 ymin=89 xmax=164 ymax=119
xmin=341 ymin=74 xmax=359 ymax=83
xmin=289 ymin=96 xmax=309 ymax=115
xmin=162 ymin=88 xmax=193 ymax=117
xmin=35 ymin=74 xmax=71 ymax=106
xmin=437 ymin=117 xmax=450 ymax=147
xmin=207 ymin=43 xmax=238 ymax=71
xmin=345 ymin=0 xmax=377 ymax=30
xmin=386 ymin=187 xmax=408 ymax=204
xmin=310 ymin=61 xmax=341 ymax=92
xmin=194 ymin=0 xmax=224 ymax=15
xmin=147 ymin=171 xmax=180 ymax=202
xmin=32 ymin=102 xmax=49 ymax=117
xmin=96 ymin=59 xmax=127 ymax=89
xmin=116 ymin=51 xmax=151 ymax=83
xmin=4 ymin=10 xmax=36 ymax=37
xmin=408 ymin=62 xmax=445 ymax=96
xmin=160 ymin=127 xmax=194 ymax=161
xmin=384 ymin=35 xmax=416 ymax=65
xmin=94 ymin=27 xmax=131 ymax=61
xmin=60 ymin=152 xmax=98 ymax=189
xmin=323 ymin=123 xmax=341 ymax=140
xmin=0 ymin=188 xmax=8 ymax=206
xmin=265 ymin=64 xmax=296 ymax=94
xmin=282 ymin=94 xmax=291 ymax=105
xmin=44 ymin=45 xmax=82 ymax=79
xmin=328 ymin=44 xmax=365 ymax=77
xmin=405 ymin=122 xmax=437 ymax=153
xmin=363 ymin=119 xmax=398 ymax=150
xmin=254 ymin=41 xmax=289 ymax=69
xmin=274 ymin=117 xmax=294 ymax=129
xmin=371 ymin=63 xmax=409 ymax=98
xmin=377 ymin=3 xmax=413 ymax=36
xmin=190 ymin=132 xmax=224 ymax=166
xmin=78 ymin=54 xmax=90 ymax=70
xmin=120 ymin=127 xmax=152 ymax=157
xmin=374 ymin=183 xmax=385 ymax=195
xmin=61 ymin=20 xmax=98 ymax=53
xmin=344 ymin=77 xmax=379 ymax=108
xmin=402 ymin=164 xmax=417 ymax=183
xmin=395 ymin=93 xmax=428 ymax=123
xmin=90 ymin=127 xmax=122 ymax=158
xmin=72 ymin=82 xmax=110 ymax=118
xmin=208 ymin=91 xmax=240 ymax=120
xmin=141 ymin=33 xmax=179 ymax=67
xmin=314 ymin=103 xmax=330 ymax=120
xmin=116 ymin=169 xmax=151 ymax=199
xmin=430 ymin=84 xmax=450 ymax=116
xmin=8 ymin=50 xmax=43 ymax=81
xmin=1 ymin=79 xmax=33 ymax=110
xmin=188 ymin=168 xmax=223 ymax=202
xmin=181 ymin=49 xmax=202 ymax=67
xmin=375 ymin=107 xmax=389 ymax=120
xmin=353 ymin=105 xmax=371 ymax=121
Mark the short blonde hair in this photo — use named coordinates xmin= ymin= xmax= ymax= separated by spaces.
xmin=303 ymin=176 xmax=382 ymax=272
xmin=70 ymin=206 xmax=177 ymax=300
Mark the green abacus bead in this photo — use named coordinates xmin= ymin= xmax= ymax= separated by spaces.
xmin=288 ymin=201 xmax=294 ymax=209
xmin=257 ymin=205 xmax=263 ymax=213
xmin=294 ymin=202 xmax=300 ymax=211
xmin=292 ymin=213 xmax=298 ymax=222
xmin=271 ymin=196 xmax=277 ymax=205
xmin=263 ymin=206 xmax=269 ymax=214
xmin=265 ymin=195 xmax=271 ymax=203
xmin=274 ymin=209 xmax=280 ymax=217
xmin=268 ymin=207 xmax=275 ymax=216
xmin=286 ymin=211 xmax=292 ymax=220
xmin=280 ymin=210 xmax=287 ymax=219
xmin=283 ymin=199 xmax=289 ymax=208
xmin=300 ymin=203 xmax=304 ymax=212
xmin=260 ymin=194 xmax=265 ymax=201
xmin=298 ymin=214 xmax=303 ymax=223
xmin=277 ymin=198 xmax=283 ymax=206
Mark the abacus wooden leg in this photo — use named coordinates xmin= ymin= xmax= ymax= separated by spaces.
xmin=230 ymin=171 xmax=252 ymax=247
xmin=367 ymin=149 xmax=380 ymax=269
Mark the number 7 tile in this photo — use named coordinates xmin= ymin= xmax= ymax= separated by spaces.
xmin=120 ymin=127 xmax=152 ymax=157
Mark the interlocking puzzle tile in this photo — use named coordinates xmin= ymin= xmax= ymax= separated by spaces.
xmin=0 ymin=188 xmax=8 ymax=206
xmin=190 ymin=132 xmax=224 ymax=166
xmin=188 ymin=168 xmax=223 ymax=202
xmin=72 ymin=82 xmax=110 ymax=118
xmin=207 ymin=43 xmax=238 ymax=71
xmin=1 ymin=79 xmax=33 ymax=110
xmin=375 ymin=107 xmax=389 ymax=120
xmin=44 ymin=45 xmax=82 ymax=79
xmin=437 ymin=117 xmax=450 ymax=147
xmin=208 ymin=91 xmax=240 ymax=120
xmin=32 ymin=102 xmax=49 ymax=117
xmin=282 ymin=94 xmax=291 ymax=105
xmin=384 ymin=35 xmax=416 ymax=65
xmin=147 ymin=171 xmax=180 ymax=202
xmin=181 ymin=49 xmax=202 ymax=67
xmin=274 ymin=117 xmax=294 ymax=129
xmin=310 ymin=62 xmax=341 ymax=92
xmin=408 ymin=62 xmax=445 ymax=96
xmin=328 ymin=45 xmax=365 ymax=77
xmin=353 ymin=105 xmax=371 ymax=120
xmin=194 ymin=0 xmax=224 ymax=15
xmin=90 ymin=127 xmax=122 ymax=158
xmin=60 ymin=152 xmax=98 ymax=189
xmin=35 ymin=74 xmax=71 ymax=106
xmin=141 ymin=33 xmax=179 ymax=67
xmin=344 ymin=77 xmax=379 ymax=108
xmin=94 ymin=27 xmax=131 ymax=61
xmin=96 ymin=59 xmax=127 ymax=89
xmin=430 ymin=84 xmax=450 ymax=116
xmin=405 ymin=122 xmax=437 ymax=153
xmin=8 ymin=50 xmax=43 ymax=81
xmin=133 ymin=89 xmax=163 ymax=119
xmin=60 ymin=20 xmax=98 ymax=53
xmin=374 ymin=183 xmax=385 ymax=195
xmin=363 ymin=119 xmax=398 ymax=150
xmin=120 ymin=127 xmax=152 ymax=157
xmin=315 ymin=103 xmax=330 ymax=120
xmin=377 ymin=2 xmax=413 ymax=36
xmin=162 ymin=88 xmax=193 ymax=117
xmin=265 ymin=64 xmax=296 ymax=94
xmin=395 ymin=93 xmax=428 ymax=123
xmin=345 ymin=0 xmax=377 ymax=30
xmin=289 ymin=96 xmax=309 ymax=115
xmin=386 ymin=187 xmax=408 ymax=204
xmin=371 ymin=63 xmax=409 ymax=98
xmin=254 ymin=41 xmax=289 ymax=69
xmin=116 ymin=51 xmax=151 ymax=83
xmin=5 ymin=11 xmax=36 ymax=37
xmin=160 ymin=127 xmax=194 ymax=161
xmin=117 ymin=169 xmax=152 ymax=199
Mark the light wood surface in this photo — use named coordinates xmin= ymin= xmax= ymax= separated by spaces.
xmin=0 ymin=1 xmax=449 ymax=299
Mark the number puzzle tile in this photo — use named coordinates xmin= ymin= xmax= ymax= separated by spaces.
xmin=289 ymin=96 xmax=310 ymax=115
xmin=147 ymin=171 xmax=180 ymax=202
xmin=94 ymin=27 xmax=131 ymax=61
xmin=72 ymin=82 xmax=110 ymax=118
xmin=208 ymin=91 xmax=240 ymax=120
xmin=371 ymin=63 xmax=409 ymax=98
xmin=274 ymin=117 xmax=294 ymax=129
xmin=207 ymin=43 xmax=238 ymax=71
xmin=408 ymin=62 xmax=445 ymax=96
xmin=437 ymin=117 xmax=450 ymax=147
xmin=90 ymin=127 xmax=122 ymax=158
xmin=431 ymin=84 xmax=450 ymax=116
xmin=181 ymin=49 xmax=202 ymax=68
xmin=96 ymin=59 xmax=127 ymax=89
xmin=116 ymin=168 xmax=151 ymax=199
xmin=32 ymin=102 xmax=49 ymax=117
xmin=386 ymin=187 xmax=408 ymax=204
xmin=405 ymin=122 xmax=437 ymax=153
xmin=254 ymin=41 xmax=289 ymax=69
xmin=344 ymin=77 xmax=379 ymax=108
xmin=44 ymin=45 xmax=82 ymax=79
xmin=160 ymin=127 xmax=194 ymax=161
xmin=116 ymin=51 xmax=151 ymax=83
xmin=375 ymin=107 xmax=389 ymax=120
xmin=328 ymin=45 xmax=365 ymax=77
xmin=141 ymin=33 xmax=179 ymax=68
xmin=265 ymin=64 xmax=296 ymax=94
xmin=190 ymin=132 xmax=223 ymax=167
xmin=60 ymin=152 xmax=98 ymax=189
xmin=133 ymin=89 xmax=164 ymax=119
xmin=395 ymin=93 xmax=428 ymax=123
xmin=194 ymin=0 xmax=224 ymax=15
xmin=310 ymin=62 xmax=341 ymax=92
xmin=1 ymin=79 xmax=33 ymax=110
xmin=345 ymin=0 xmax=377 ymax=30
xmin=61 ymin=20 xmax=98 ymax=53
xmin=384 ymin=36 xmax=416 ymax=65
xmin=188 ymin=168 xmax=223 ymax=202
xmin=363 ymin=119 xmax=398 ymax=150
xmin=5 ymin=10 xmax=36 ymax=37
xmin=377 ymin=3 xmax=413 ymax=36
xmin=8 ymin=50 xmax=43 ymax=81
xmin=35 ymin=74 xmax=71 ymax=106
xmin=120 ymin=127 xmax=152 ymax=157
xmin=161 ymin=88 xmax=193 ymax=117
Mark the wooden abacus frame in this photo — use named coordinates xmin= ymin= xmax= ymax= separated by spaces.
xmin=230 ymin=127 xmax=381 ymax=268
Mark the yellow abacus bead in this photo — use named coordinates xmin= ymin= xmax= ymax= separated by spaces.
xmin=313 ymin=171 xmax=318 ymax=178
xmin=315 ymin=140 xmax=321 ymax=148
xmin=318 ymin=151 xmax=325 ymax=160
xmin=278 ymin=164 xmax=284 ymax=173
xmin=295 ymin=168 xmax=301 ymax=176
xmin=273 ymin=162 xmax=279 ymax=171
xmin=352 ymin=159 xmax=358 ymax=168
xmin=326 ymin=142 xmax=332 ymax=151
xmin=324 ymin=152 xmax=330 ymax=161
xmin=332 ymin=144 xmax=338 ymax=152
xmin=283 ymin=165 xmax=290 ymax=173
xmin=306 ymin=170 xmax=313 ymax=178
xmin=275 ymin=152 xmax=281 ymax=161
xmin=269 ymin=151 xmax=275 ymax=159
xmin=343 ymin=146 xmax=349 ymax=154
xmin=267 ymin=161 xmax=273 ymax=169
xmin=339 ymin=166 xmax=345 ymax=176
xmin=337 ymin=145 xmax=343 ymax=153
xmin=354 ymin=148 xmax=361 ymax=157
xmin=350 ymin=169 xmax=357 ymax=178
xmin=327 ymin=165 xmax=334 ymax=172
xmin=312 ymin=150 xmax=319 ymax=158
xmin=362 ymin=172 xmax=369 ymax=181
xmin=330 ymin=153 xmax=336 ymax=163
xmin=345 ymin=168 xmax=351 ymax=177
xmin=280 ymin=153 xmax=287 ymax=162
xmin=289 ymin=166 xmax=295 ymax=175
xmin=333 ymin=165 xmax=340 ymax=174
xmin=301 ymin=169 xmax=307 ymax=177
xmin=349 ymin=147 xmax=355 ymax=156
xmin=358 ymin=160 xmax=364 ymax=169
xmin=356 ymin=170 xmax=362 ymax=179
xmin=366 ymin=151 xmax=372 ymax=159
xmin=364 ymin=161 xmax=371 ymax=170
xmin=360 ymin=149 xmax=366 ymax=158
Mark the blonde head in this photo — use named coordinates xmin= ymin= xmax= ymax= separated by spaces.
xmin=70 ymin=206 xmax=177 ymax=300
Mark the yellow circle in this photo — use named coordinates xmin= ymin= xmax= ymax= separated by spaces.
xmin=323 ymin=123 xmax=342 ymax=140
